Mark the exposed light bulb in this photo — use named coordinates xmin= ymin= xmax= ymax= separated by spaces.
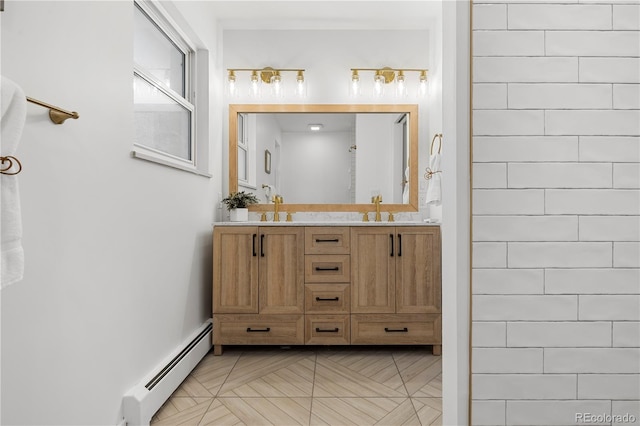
xmin=419 ymin=70 xmax=428 ymax=98
xmin=396 ymin=70 xmax=407 ymax=98
xmin=295 ymin=70 xmax=307 ymax=98
xmin=227 ymin=70 xmax=237 ymax=97
xmin=350 ymin=70 xmax=361 ymax=97
xmin=250 ymin=71 xmax=260 ymax=98
xmin=271 ymin=71 xmax=284 ymax=98
xmin=373 ymin=71 xmax=385 ymax=97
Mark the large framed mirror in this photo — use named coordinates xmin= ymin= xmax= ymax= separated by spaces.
xmin=229 ymin=104 xmax=419 ymax=212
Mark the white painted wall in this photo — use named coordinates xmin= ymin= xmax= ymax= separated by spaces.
xmin=471 ymin=2 xmax=640 ymax=425
xmin=281 ymin=131 xmax=352 ymax=204
xmin=222 ymin=29 xmax=440 ymax=214
xmin=441 ymin=1 xmax=470 ymax=424
xmin=0 ymin=3 xmax=459 ymax=424
xmin=255 ymin=114 xmax=280 ymax=197
xmin=0 ymin=2 xmax=223 ymax=425
xmin=355 ymin=114 xmax=396 ymax=203
xmin=238 ymin=113 xmax=281 ymax=202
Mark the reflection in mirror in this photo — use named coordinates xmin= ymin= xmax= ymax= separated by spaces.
xmin=229 ymin=104 xmax=418 ymax=213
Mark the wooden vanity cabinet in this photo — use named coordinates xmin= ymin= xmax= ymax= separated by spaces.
xmin=259 ymin=227 xmax=305 ymax=315
xmin=212 ymin=226 xmax=258 ymax=314
xmin=303 ymin=227 xmax=351 ymax=345
xmin=213 ymin=225 xmax=441 ymax=355
xmin=213 ymin=226 xmax=304 ymax=355
xmin=350 ymin=226 xmax=441 ymax=353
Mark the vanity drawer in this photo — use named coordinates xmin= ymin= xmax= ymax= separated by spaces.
xmin=305 ymin=227 xmax=350 ymax=254
xmin=213 ymin=314 xmax=304 ymax=345
xmin=305 ymin=255 xmax=350 ymax=283
xmin=351 ymin=314 xmax=441 ymax=345
xmin=305 ymin=284 xmax=350 ymax=314
xmin=305 ymin=315 xmax=350 ymax=345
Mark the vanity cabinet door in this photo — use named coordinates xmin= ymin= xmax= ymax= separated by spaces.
xmin=213 ymin=226 xmax=259 ymax=314
xmin=395 ymin=227 xmax=442 ymax=314
xmin=351 ymin=227 xmax=395 ymax=313
xmin=259 ymin=227 xmax=305 ymax=315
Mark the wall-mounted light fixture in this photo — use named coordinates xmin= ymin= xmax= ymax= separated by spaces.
xmin=350 ymin=67 xmax=428 ymax=99
xmin=227 ymin=67 xmax=307 ymax=99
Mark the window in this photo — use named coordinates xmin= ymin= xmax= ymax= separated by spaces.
xmin=133 ymin=1 xmax=199 ymax=171
xmin=236 ymin=113 xmax=257 ymax=189
xmin=238 ymin=113 xmax=248 ymax=183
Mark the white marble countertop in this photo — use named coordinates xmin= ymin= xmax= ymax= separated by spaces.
xmin=213 ymin=221 xmax=440 ymax=227
xmin=215 ymin=211 xmax=440 ymax=226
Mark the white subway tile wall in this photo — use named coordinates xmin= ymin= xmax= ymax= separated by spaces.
xmin=472 ymin=1 xmax=640 ymax=424
xmin=506 ymin=400 xmax=612 ymax=426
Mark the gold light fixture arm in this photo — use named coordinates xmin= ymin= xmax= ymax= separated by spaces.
xmin=26 ymin=96 xmax=79 ymax=124
xmin=350 ymin=67 xmax=428 ymax=84
xmin=227 ymin=68 xmax=305 ymax=84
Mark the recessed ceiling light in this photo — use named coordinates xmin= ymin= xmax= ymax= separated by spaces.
xmin=308 ymin=124 xmax=323 ymax=131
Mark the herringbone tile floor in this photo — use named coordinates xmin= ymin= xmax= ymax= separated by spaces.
xmin=151 ymin=346 xmax=442 ymax=426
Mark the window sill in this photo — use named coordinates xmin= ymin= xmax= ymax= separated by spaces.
xmin=131 ymin=150 xmax=212 ymax=178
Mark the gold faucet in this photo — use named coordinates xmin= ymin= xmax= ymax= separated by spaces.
xmin=272 ymin=195 xmax=283 ymax=222
xmin=371 ymin=195 xmax=382 ymax=222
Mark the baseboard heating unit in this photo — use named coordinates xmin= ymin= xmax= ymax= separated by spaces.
xmin=123 ymin=319 xmax=212 ymax=426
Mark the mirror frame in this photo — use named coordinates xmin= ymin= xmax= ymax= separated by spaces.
xmin=229 ymin=104 xmax=419 ymax=212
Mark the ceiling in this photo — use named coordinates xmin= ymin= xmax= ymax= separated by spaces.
xmin=268 ymin=112 xmax=406 ymax=133
xmin=206 ymin=1 xmax=441 ymax=30
xmin=275 ymin=113 xmax=356 ymax=132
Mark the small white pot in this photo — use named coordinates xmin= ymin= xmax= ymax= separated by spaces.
xmin=229 ymin=208 xmax=249 ymax=222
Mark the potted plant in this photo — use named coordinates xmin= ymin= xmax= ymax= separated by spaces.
xmin=222 ymin=191 xmax=259 ymax=222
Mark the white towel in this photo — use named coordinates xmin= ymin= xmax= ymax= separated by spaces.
xmin=425 ymin=152 xmax=441 ymax=206
xmin=1 ymin=76 xmax=27 ymax=288
xmin=263 ymin=184 xmax=277 ymax=203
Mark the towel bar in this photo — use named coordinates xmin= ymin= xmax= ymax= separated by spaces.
xmin=26 ymin=96 xmax=79 ymax=124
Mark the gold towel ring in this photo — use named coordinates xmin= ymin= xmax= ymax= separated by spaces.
xmin=425 ymin=133 xmax=443 ymax=180
xmin=430 ymin=133 xmax=442 ymax=155
xmin=0 ymin=156 xmax=22 ymax=175
xmin=424 ymin=168 xmax=441 ymax=180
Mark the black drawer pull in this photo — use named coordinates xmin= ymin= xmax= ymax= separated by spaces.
xmin=246 ymin=327 xmax=271 ymax=333
xmin=398 ymin=234 xmax=402 ymax=257
xmin=315 ymin=266 xmax=340 ymax=271
xmin=390 ymin=234 xmax=394 ymax=256
xmin=316 ymin=327 xmax=339 ymax=333
xmin=252 ymin=234 xmax=257 ymax=257
xmin=384 ymin=327 xmax=408 ymax=333
xmin=316 ymin=296 xmax=340 ymax=301
xmin=316 ymin=238 xmax=340 ymax=243
xmin=260 ymin=234 xmax=265 ymax=257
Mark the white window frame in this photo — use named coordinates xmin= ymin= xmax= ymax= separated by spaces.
xmin=237 ymin=113 xmax=249 ymax=184
xmin=132 ymin=0 xmax=203 ymax=174
xmin=237 ymin=113 xmax=257 ymax=189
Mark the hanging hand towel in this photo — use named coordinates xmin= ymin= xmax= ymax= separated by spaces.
xmin=263 ymin=184 xmax=277 ymax=203
xmin=1 ymin=76 xmax=27 ymax=288
xmin=425 ymin=151 xmax=441 ymax=206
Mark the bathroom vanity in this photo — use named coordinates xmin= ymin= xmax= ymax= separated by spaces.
xmin=212 ymin=223 xmax=441 ymax=355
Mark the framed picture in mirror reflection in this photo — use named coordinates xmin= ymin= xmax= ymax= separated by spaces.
xmin=265 ymin=149 xmax=271 ymax=174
